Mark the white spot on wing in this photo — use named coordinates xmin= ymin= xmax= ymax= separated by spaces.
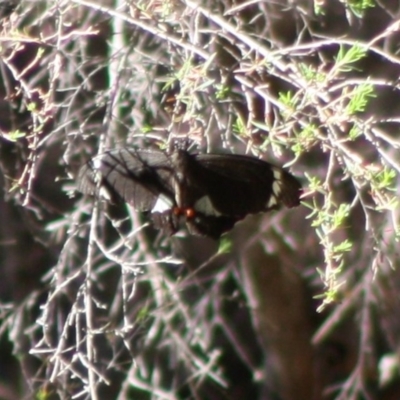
xmin=267 ymin=168 xmax=284 ymax=208
xmin=272 ymin=168 xmax=282 ymax=180
xmin=194 ymin=196 xmax=222 ymax=216
xmin=93 ymin=157 xmax=103 ymax=169
xmin=99 ymin=186 xmax=112 ymax=201
xmin=152 ymin=195 xmax=173 ymax=213
xmin=272 ymin=180 xmax=281 ymax=196
xmin=267 ymin=195 xmax=278 ymax=208
xmin=272 ymin=167 xmax=283 ymax=196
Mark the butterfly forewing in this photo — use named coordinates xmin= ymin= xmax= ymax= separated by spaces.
xmin=77 ymin=149 xmax=176 ymax=211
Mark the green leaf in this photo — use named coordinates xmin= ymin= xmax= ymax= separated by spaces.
xmin=232 ymin=115 xmax=248 ymax=136
xmin=348 ymin=125 xmax=362 ymax=140
xmin=346 ymin=83 xmax=375 ymax=115
xmin=298 ymin=63 xmax=326 ymax=83
xmin=2 ymin=130 xmax=26 ymax=142
xmin=333 ymin=239 xmax=353 ymax=255
xmin=346 ymin=0 xmax=375 ymax=18
xmin=215 ymin=84 xmax=230 ymax=100
xmin=218 ymin=237 xmax=232 ymax=254
xmin=335 ymin=44 xmax=367 ymax=73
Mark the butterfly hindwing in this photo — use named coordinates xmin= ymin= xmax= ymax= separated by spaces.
xmin=170 ymin=151 xmax=301 ymax=217
xmin=193 ymin=153 xmax=301 ymax=210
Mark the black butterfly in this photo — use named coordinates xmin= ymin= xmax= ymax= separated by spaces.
xmin=77 ymin=148 xmax=302 ymax=239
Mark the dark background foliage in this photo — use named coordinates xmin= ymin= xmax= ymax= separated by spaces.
xmin=1 ymin=0 xmax=400 ymax=399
